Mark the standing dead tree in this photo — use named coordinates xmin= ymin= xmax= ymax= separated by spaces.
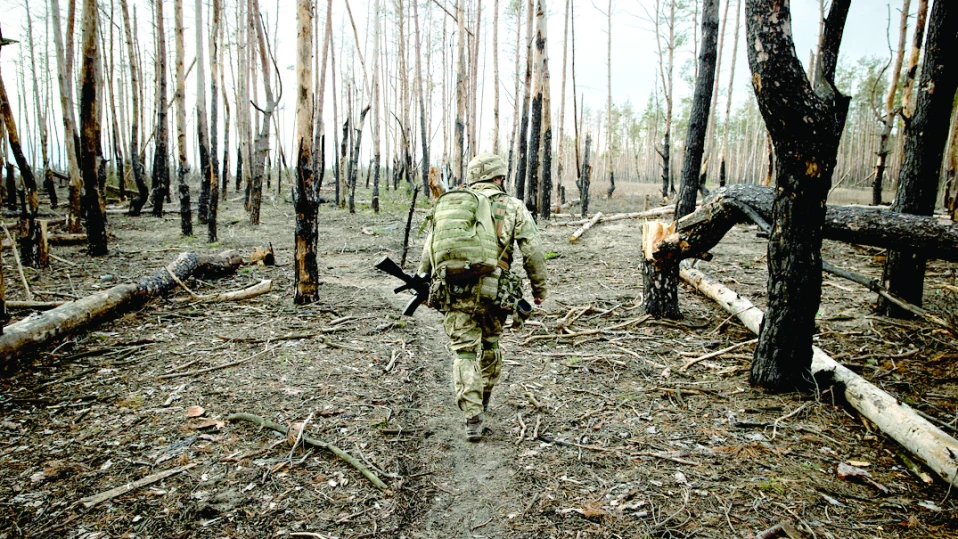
xmin=514 ymin=0 xmax=534 ymax=199
xmin=872 ymin=0 xmax=911 ymax=206
xmin=79 ymin=0 xmax=108 ymax=255
xmin=879 ymin=1 xmax=958 ymax=317
xmin=293 ymin=0 xmax=319 ymax=305
xmin=208 ymin=0 xmax=222 ymax=241
xmin=50 ymin=0 xmax=83 ymax=229
xmin=745 ymin=0 xmax=851 ymax=391
xmin=412 ymin=0 xmax=430 ymax=197
xmin=119 ymin=0 xmax=148 ymax=215
xmin=718 ymin=0 xmax=741 ymax=188
xmin=24 ymin=8 xmax=57 ymax=209
xmin=675 ymin=0 xmax=719 ymax=220
xmin=453 ymin=0 xmax=467 ymax=185
xmin=535 ymin=0 xmax=553 ymax=219
xmin=151 ymin=0 xmax=171 ymax=217
xmin=195 ymin=0 xmax=212 ymax=228
xmin=0 ymin=29 xmax=42 ymax=266
xmin=173 ymin=0 xmax=193 ymax=235
xmin=248 ymin=0 xmax=282 ymax=225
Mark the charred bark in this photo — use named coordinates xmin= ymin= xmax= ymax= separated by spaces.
xmin=879 ymin=1 xmax=958 ymax=317
xmin=579 ymin=132 xmax=592 ymax=217
xmin=151 ymin=0 xmax=170 ymax=218
xmin=745 ymin=0 xmax=851 ymax=391
xmin=79 ymin=0 xmax=108 ymax=256
xmin=676 ymin=0 xmax=719 ymax=220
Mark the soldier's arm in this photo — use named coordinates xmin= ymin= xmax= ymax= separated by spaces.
xmin=417 ymin=233 xmax=433 ymax=276
xmin=514 ymin=207 xmax=548 ymax=301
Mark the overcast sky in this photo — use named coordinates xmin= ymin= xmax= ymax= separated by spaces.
xmin=0 ymin=0 xmax=917 ymax=166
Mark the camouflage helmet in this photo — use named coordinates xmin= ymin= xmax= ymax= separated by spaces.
xmin=467 ymin=153 xmax=507 ymax=184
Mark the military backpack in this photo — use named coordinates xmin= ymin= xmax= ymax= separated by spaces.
xmin=428 ymin=187 xmax=507 ymax=284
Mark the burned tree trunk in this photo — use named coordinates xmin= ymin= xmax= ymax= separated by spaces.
xmin=248 ymin=0 xmax=280 ymax=226
xmin=412 ymin=0 xmax=430 ymax=197
xmin=208 ymin=0 xmax=222 ymax=241
xmin=579 ymin=132 xmax=592 ymax=217
xmin=514 ymin=0 xmax=534 ymax=199
xmin=173 ymin=0 xmax=193 ymax=235
xmin=0 ymin=34 xmax=42 ymax=267
xmin=745 ymin=0 xmax=851 ymax=391
xmin=50 ymin=0 xmax=83 ymax=230
xmin=195 ymin=0 xmax=211 ymax=226
xmin=879 ymin=1 xmax=958 ymax=318
xmin=453 ymin=0 xmax=466 ymax=186
xmin=79 ymin=0 xmax=108 ymax=256
xmin=642 ymin=220 xmax=680 ymax=318
xmin=537 ymin=0 xmax=553 ymax=221
xmin=293 ymin=0 xmax=319 ymax=305
xmin=151 ymin=0 xmax=170 ymax=217
xmin=348 ymin=106 xmax=371 ymax=214
xmin=675 ymin=0 xmax=719 ymax=220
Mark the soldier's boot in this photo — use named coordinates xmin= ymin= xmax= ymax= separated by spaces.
xmin=465 ymin=414 xmax=484 ymax=442
xmin=482 ymin=391 xmax=492 ymax=412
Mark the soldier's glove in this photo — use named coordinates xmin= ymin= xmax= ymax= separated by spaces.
xmin=512 ymin=298 xmax=533 ymax=330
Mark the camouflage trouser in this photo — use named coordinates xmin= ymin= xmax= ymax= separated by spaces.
xmin=442 ymin=309 xmax=506 ymax=420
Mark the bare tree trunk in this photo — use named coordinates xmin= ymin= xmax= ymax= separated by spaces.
xmin=151 ymin=0 xmax=170 ymax=217
xmin=506 ymin=1 xmax=522 ymax=189
xmin=312 ymin=0 xmax=332 ymax=196
xmin=193 ymin=0 xmax=211 ymax=228
xmin=880 ymin=1 xmax=958 ymax=317
xmin=249 ymin=0 xmax=279 ymax=225
xmin=526 ymin=4 xmax=542 ymax=214
xmin=556 ymin=0 xmax=570 ymax=204
xmin=208 ymin=0 xmax=221 ymax=241
xmin=700 ymin=0 xmax=730 ymax=188
xmin=746 ymin=0 xmax=851 ymax=391
xmin=118 ymin=0 xmax=147 ymax=215
xmin=453 ymin=0 xmax=467 ymax=185
xmin=579 ymin=132 xmax=592 ymax=216
xmin=718 ymin=0 xmax=742 ymax=188
xmin=873 ymin=0 xmax=911 ymax=206
xmin=50 ymin=0 xmax=83 ymax=230
xmin=79 ymin=0 xmax=109 ymax=255
xmin=492 ymin=0 xmax=500 ymax=154
xmin=605 ymin=0 xmax=614 ymax=198
xmin=412 ymin=0 xmax=430 ymax=197
xmin=536 ymin=0 xmax=553 ymax=220
xmin=25 ymin=8 xmax=57 ymax=210
xmin=900 ymin=0 xmax=929 ymax=119
xmin=514 ymin=0 xmax=534 ymax=198
xmin=173 ymin=0 xmax=193 ymax=235
xmin=294 ymin=0 xmax=319 ymax=304
xmin=675 ymin=0 xmax=719 ymax=220
xmin=371 ymin=0 xmax=382 ymax=213
xmin=0 ymin=40 xmax=42 ymax=266
xmin=944 ymin=104 xmax=958 ymax=221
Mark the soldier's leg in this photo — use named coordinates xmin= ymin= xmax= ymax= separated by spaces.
xmin=442 ymin=310 xmax=484 ymax=421
xmin=479 ymin=310 xmax=506 ymax=411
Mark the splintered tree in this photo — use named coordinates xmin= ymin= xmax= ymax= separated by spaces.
xmin=173 ymin=0 xmax=193 ymax=235
xmin=152 ymin=0 xmax=171 ymax=217
xmin=293 ymin=0 xmax=319 ymax=304
xmin=79 ymin=0 xmax=108 ymax=255
xmin=0 ymin=29 xmax=42 ymax=266
xmin=879 ymin=1 xmax=958 ymax=317
xmin=746 ymin=0 xmax=851 ymax=391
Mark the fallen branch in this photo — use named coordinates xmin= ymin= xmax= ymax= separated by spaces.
xmin=521 ymin=315 xmax=651 ymax=344
xmin=1 ymin=222 xmax=33 ymax=301
xmin=6 ymin=300 xmax=67 ymax=310
xmin=227 ymin=412 xmax=390 ymax=493
xmin=680 ymin=338 xmax=758 ymax=371
xmin=569 ymin=212 xmax=603 ymax=243
xmin=157 ymin=344 xmax=278 ymax=379
xmin=77 ymin=463 xmax=198 ymax=508
xmin=177 ymin=279 xmax=272 ymax=303
xmin=681 ymin=266 xmax=958 ymax=488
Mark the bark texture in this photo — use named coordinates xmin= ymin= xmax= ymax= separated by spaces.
xmin=879 ymin=1 xmax=958 ymax=317
xmin=745 ymin=0 xmax=850 ymax=392
xmin=675 ymin=0 xmax=719 ymax=220
xmin=293 ymin=0 xmax=319 ymax=305
xmin=79 ymin=0 xmax=108 ymax=256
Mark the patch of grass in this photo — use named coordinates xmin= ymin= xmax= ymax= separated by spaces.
xmin=757 ymin=478 xmax=786 ymax=495
xmin=545 ymin=251 xmax=560 ymax=260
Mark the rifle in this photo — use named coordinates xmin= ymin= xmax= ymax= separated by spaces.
xmin=375 ymin=256 xmax=430 ymax=316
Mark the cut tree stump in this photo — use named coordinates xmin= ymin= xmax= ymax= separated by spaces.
xmin=0 ymin=251 xmax=242 ymax=364
xmin=681 ymin=265 xmax=958 ymax=488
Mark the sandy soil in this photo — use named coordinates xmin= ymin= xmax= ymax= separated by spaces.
xmin=1 ymin=180 xmax=956 ymax=538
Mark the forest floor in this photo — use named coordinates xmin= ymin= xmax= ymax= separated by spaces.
xmin=1 ymin=180 xmax=957 ymax=539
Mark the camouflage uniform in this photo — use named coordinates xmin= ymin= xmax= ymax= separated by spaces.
xmin=419 ymin=159 xmax=548 ymax=426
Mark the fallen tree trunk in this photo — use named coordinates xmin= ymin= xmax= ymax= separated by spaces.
xmin=663 ymin=185 xmax=958 ymax=263
xmin=0 ymin=251 xmax=242 ymax=364
xmin=569 ymin=212 xmax=603 ymax=243
xmin=681 ymin=266 xmax=958 ymax=488
xmin=559 ymin=205 xmax=676 ymax=227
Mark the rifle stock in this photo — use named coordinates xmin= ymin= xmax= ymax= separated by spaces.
xmin=375 ymin=256 xmax=430 ymax=316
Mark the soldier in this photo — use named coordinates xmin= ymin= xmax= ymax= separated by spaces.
xmin=418 ymin=152 xmax=548 ymax=442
